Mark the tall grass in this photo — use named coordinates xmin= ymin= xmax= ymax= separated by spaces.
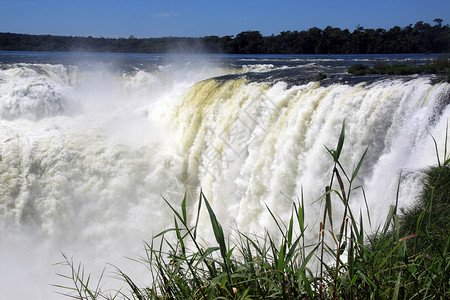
xmin=55 ymin=122 xmax=449 ymax=299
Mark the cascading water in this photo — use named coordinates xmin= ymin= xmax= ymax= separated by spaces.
xmin=0 ymin=52 xmax=448 ymax=299
xmin=175 ymin=77 xmax=449 ymax=235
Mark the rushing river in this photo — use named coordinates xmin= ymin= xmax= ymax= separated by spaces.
xmin=0 ymin=51 xmax=448 ymax=299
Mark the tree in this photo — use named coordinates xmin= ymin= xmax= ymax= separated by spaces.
xmin=233 ymin=31 xmax=264 ymax=54
xmin=1 ymin=21 xmax=449 ymax=54
xmin=433 ymin=18 xmax=443 ymax=27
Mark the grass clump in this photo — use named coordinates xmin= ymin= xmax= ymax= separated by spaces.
xmin=399 ymin=131 xmax=450 ymax=256
xmin=348 ymin=55 xmax=450 ymax=76
xmin=56 ymin=122 xmax=450 ymax=299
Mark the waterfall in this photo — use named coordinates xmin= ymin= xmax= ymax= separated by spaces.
xmin=172 ymin=77 xmax=449 ymax=235
xmin=0 ymin=59 xmax=448 ymax=299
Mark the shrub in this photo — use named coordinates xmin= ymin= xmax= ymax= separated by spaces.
xmin=348 ymin=55 xmax=450 ymax=76
xmin=314 ymin=72 xmax=327 ymax=81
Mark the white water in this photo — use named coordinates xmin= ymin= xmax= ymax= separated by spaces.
xmin=0 ymin=60 xmax=449 ymax=299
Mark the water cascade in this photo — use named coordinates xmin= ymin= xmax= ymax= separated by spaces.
xmin=0 ymin=58 xmax=448 ymax=299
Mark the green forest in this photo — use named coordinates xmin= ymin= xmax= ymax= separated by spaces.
xmin=1 ymin=20 xmax=449 ymax=54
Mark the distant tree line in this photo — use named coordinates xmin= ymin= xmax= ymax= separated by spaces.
xmin=1 ymin=20 xmax=449 ymax=54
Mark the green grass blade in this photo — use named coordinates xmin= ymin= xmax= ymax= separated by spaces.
xmin=382 ymin=205 xmax=396 ymax=236
xmin=324 ymin=144 xmax=336 ymax=162
xmin=430 ymin=130 xmax=442 ymax=167
xmin=265 ymin=204 xmax=286 ymax=237
xmin=349 ymin=231 xmax=355 ymax=279
xmin=174 ymin=217 xmax=186 ymax=255
xmin=300 ymin=244 xmax=320 ymax=272
xmin=182 ymin=191 xmax=187 ymax=223
xmin=393 ymin=214 xmax=399 ymax=243
xmin=285 ymin=236 xmax=302 ymax=263
xmin=361 ymin=187 xmax=372 ymax=228
xmin=445 ymin=120 xmax=448 ymax=164
xmin=359 ymin=210 xmax=364 ymax=245
xmin=335 ymin=120 xmax=346 ymax=162
xmin=392 ymin=271 xmax=402 ymax=300
xmin=299 ymin=191 xmax=305 ymax=233
xmin=394 ymin=170 xmax=402 ymax=215
xmin=277 ymin=243 xmax=285 ymax=281
xmin=288 ymin=210 xmax=294 ymax=245
xmin=300 ymin=272 xmax=314 ymax=299
xmin=161 ymin=195 xmax=185 ymax=225
xmin=202 ymin=195 xmax=228 ymax=264
xmin=415 ymin=210 xmax=425 ymax=234
xmin=194 ymin=247 xmax=220 ymax=268
xmin=351 ymin=144 xmax=369 ymax=182
xmin=153 ymin=227 xmax=177 ymax=239
xmin=193 ymin=190 xmax=203 ymax=239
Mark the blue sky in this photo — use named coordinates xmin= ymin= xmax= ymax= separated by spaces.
xmin=1 ymin=0 xmax=449 ymax=38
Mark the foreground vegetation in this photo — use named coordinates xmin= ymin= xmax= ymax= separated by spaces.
xmin=56 ymin=123 xmax=449 ymax=299
xmin=1 ymin=20 xmax=450 ymax=54
xmin=348 ymin=55 xmax=450 ymax=78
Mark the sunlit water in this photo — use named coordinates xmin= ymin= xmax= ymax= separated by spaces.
xmin=0 ymin=52 xmax=448 ymax=299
